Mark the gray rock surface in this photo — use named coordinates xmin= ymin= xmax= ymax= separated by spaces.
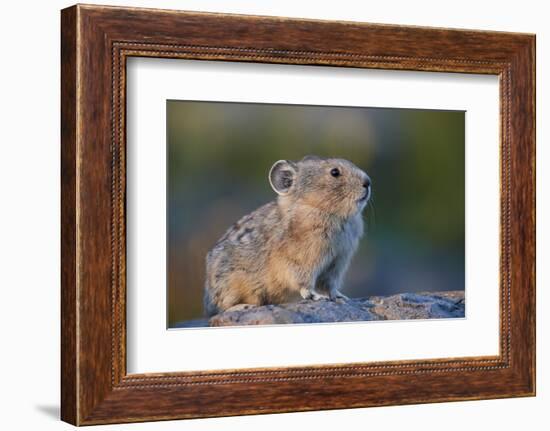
xmin=206 ymin=290 xmax=465 ymax=327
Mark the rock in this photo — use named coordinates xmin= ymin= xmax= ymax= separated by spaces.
xmin=368 ymin=291 xmax=465 ymax=321
xmin=208 ymin=291 xmax=464 ymax=327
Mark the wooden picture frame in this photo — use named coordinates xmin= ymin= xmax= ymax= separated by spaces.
xmin=61 ymin=4 xmax=535 ymax=425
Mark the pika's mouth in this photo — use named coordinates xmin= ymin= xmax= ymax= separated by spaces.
xmin=357 ymin=179 xmax=371 ymax=204
xmin=357 ymin=189 xmax=370 ymax=203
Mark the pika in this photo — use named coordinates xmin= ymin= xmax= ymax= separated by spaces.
xmin=203 ymin=155 xmax=371 ymax=316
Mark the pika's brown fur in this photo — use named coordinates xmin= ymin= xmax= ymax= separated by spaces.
xmin=204 ymin=155 xmax=371 ymax=316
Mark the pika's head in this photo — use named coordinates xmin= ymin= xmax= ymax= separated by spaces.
xmin=269 ymin=155 xmax=371 ymax=218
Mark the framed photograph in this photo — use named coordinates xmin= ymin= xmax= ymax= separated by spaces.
xmin=61 ymin=4 xmax=535 ymax=425
xmin=163 ymin=100 xmax=466 ymax=330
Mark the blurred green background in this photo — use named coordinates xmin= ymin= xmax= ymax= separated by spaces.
xmin=167 ymin=100 xmax=465 ymax=327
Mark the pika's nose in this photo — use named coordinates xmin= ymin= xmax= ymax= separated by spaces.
xmin=363 ymin=178 xmax=371 ymax=189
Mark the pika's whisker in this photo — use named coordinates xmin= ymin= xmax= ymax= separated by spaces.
xmin=366 ymin=197 xmax=376 ymax=229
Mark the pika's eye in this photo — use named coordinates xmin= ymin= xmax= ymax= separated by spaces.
xmin=330 ymin=168 xmax=341 ymax=177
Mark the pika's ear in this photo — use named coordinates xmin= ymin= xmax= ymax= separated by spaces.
xmin=269 ymin=160 xmax=297 ymax=196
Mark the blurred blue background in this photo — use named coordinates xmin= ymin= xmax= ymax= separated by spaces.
xmin=167 ymin=100 xmax=465 ymax=326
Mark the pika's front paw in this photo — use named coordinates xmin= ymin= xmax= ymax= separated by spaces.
xmin=329 ymin=290 xmax=350 ymax=303
xmin=300 ymin=288 xmax=328 ymax=301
